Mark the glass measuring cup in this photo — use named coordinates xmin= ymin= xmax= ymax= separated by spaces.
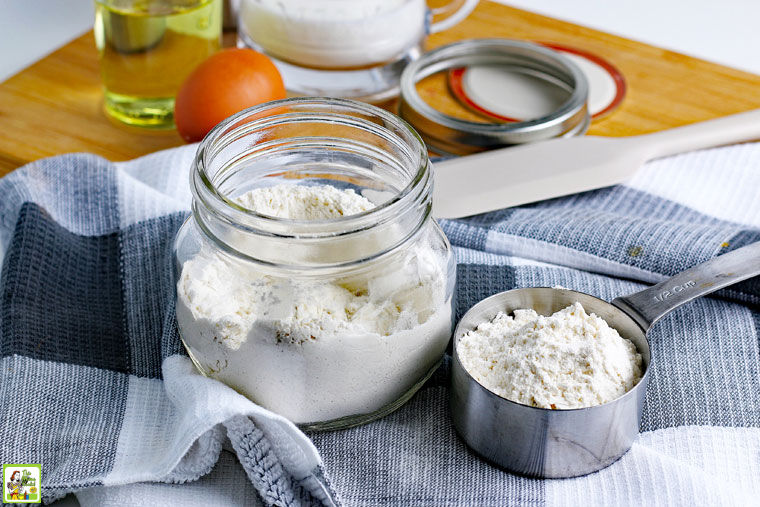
xmin=451 ymin=241 xmax=760 ymax=478
xmin=237 ymin=0 xmax=479 ymax=102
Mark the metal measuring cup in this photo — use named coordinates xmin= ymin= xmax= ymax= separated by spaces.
xmin=450 ymin=241 xmax=760 ymax=478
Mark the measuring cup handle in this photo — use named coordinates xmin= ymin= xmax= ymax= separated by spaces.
xmin=428 ymin=0 xmax=479 ymax=33
xmin=612 ymin=241 xmax=760 ymax=331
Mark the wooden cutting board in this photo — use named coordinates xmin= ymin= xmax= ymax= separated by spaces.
xmin=1 ymin=1 xmax=760 ymax=177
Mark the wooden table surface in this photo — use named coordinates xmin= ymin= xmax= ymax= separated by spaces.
xmin=1 ymin=1 xmax=760 ymax=177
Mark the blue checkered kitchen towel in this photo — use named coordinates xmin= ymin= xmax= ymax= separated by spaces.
xmin=1 ymin=141 xmax=759 ymax=506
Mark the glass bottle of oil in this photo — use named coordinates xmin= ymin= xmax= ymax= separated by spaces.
xmin=94 ymin=0 xmax=222 ymax=128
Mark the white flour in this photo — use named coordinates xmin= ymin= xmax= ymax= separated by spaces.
xmin=176 ymin=184 xmax=451 ymax=423
xmin=239 ymin=0 xmax=426 ymax=68
xmin=457 ymin=302 xmax=643 ymax=409
xmin=235 ymin=184 xmax=373 ymax=219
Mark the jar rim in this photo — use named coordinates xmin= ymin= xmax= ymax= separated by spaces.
xmin=191 ymin=97 xmax=430 ymax=239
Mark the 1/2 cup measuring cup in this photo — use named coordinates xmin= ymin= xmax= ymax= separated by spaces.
xmin=450 ymin=241 xmax=760 ymax=478
xmin=237 ymin=0 xmax=479 ymax=102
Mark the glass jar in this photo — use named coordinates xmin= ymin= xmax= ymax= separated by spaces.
xmin=174 ymin=98 xmax=456 ymax=430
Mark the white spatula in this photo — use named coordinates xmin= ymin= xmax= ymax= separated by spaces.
xmin=432 ymin=108 xmax=760 ymax=219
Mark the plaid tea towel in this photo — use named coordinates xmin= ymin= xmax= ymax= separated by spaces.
xmin=1 ymin=141 xmax=759 ymax=506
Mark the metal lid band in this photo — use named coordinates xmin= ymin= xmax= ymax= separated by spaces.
xmin=399 ymin=39 xmax=590 ymax=155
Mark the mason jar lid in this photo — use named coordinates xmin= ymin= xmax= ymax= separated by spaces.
xmin=449 ymin=42 xmax=626 ymax=122
xmin=398 ymin=39 xmax=591 ymax=155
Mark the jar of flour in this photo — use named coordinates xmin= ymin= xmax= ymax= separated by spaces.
xmin=174 ymin=98 xmax=456 ymax=430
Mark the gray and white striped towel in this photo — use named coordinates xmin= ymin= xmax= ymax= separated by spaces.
xmin=1 ymin=141 xmax=759 ymax=506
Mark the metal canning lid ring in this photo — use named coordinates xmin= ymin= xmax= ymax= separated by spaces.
xmin=398 ymin=38 xmax=591 ymax=155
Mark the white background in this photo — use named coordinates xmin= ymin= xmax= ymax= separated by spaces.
xmin=503 ymin=0 xmax=760 ymax=76
xmin=1 ymin=0 xmax=759 ymax=83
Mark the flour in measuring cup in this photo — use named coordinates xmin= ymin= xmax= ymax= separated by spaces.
xmin=239 ymin=0 xmax=427 ymax=68
xmin=457 ymin=302 xmax=643 ymax=409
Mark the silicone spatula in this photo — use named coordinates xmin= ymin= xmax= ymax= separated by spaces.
xmin=432 ymin=108 xmax=760 ymax=219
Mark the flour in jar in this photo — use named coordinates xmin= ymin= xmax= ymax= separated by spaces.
xmin=457 ymin=302 xmax=643 ymax=409
xmin=176 ymin=184 xmax=452 ymax=423
xmin=239 ymin=0 xmax=427 ymax=68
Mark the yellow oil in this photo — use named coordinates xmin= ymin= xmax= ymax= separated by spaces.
xmin=94 ymin=0 xmax=222 ymax=128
